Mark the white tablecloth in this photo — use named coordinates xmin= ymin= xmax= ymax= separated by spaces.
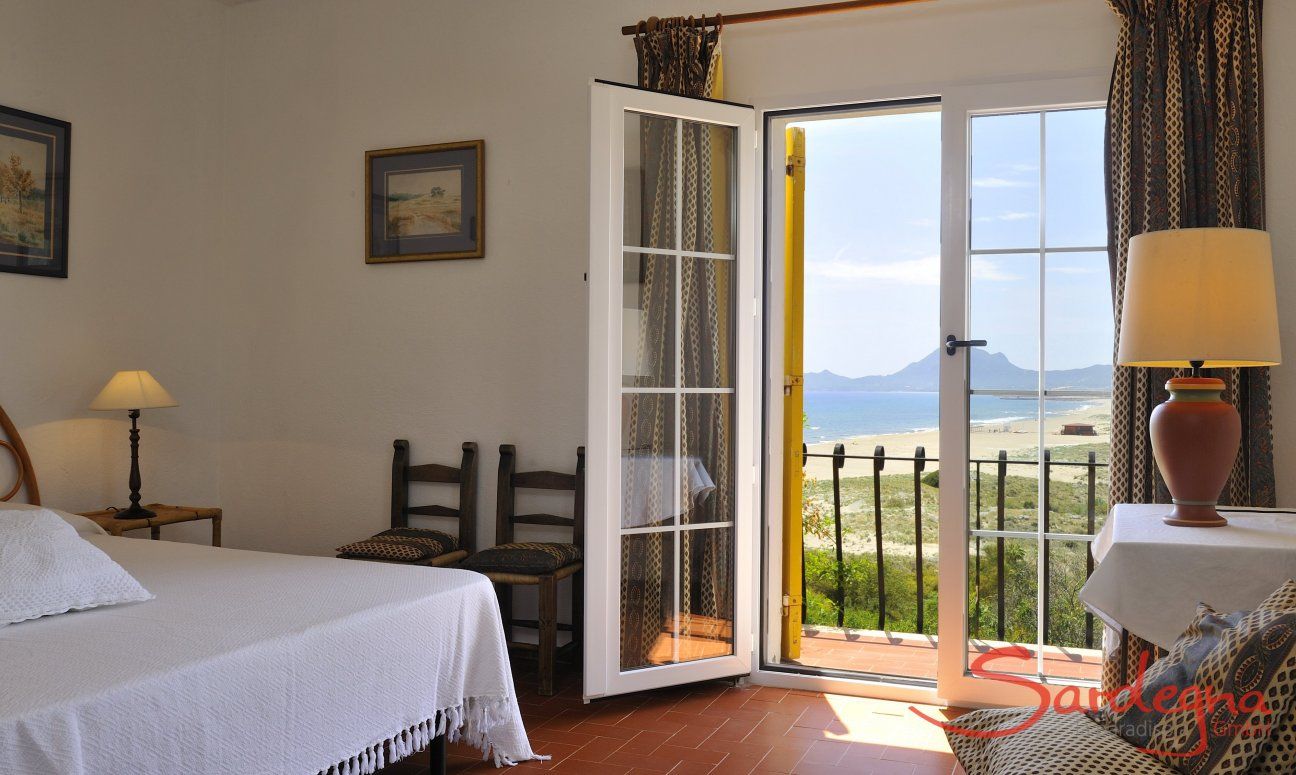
xmin=1079 ymin=504 xmax=1296 ymax=650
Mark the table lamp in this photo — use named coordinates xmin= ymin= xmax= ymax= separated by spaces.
xmin=1117 ymin=227 xmax=1281 ymax=527
xmin=89 ymin=370 xmax=178 ymax=520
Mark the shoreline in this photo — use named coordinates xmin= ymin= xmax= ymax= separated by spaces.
xmin=802 ymin=398 xmax=1110 ymax=481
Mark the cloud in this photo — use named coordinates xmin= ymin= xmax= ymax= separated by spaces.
xmin=1047 ymin=264 xmax=1103 ymax=275
xmin=970 ymin=257 xmax=1022 ymax=282
xmin=806 ymin=255 xmax=1022 ymax=285
xmin=973 ymin=211 xmax=1035 ymax=223
xmin=972 ymin=176 xmax=1033 ymax=189
xmin=809 ymin=255 xmax=941 ymax=286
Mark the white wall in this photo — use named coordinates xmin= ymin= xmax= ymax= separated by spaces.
xmin=0 ymin=0 xmax=225 ymax=543
xmin=5 ymin=0 xmax=1296 ymax=555
xmin=217 ymin=0 xmax=1123 ymax=556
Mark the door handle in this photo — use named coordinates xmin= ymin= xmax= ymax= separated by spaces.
xmin=945 ymin=334 xmax=987 ymax=356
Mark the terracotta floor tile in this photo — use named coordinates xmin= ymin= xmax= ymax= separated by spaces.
xmin=373 ymin=661 xmax=974 ymax=775
xmin=619 ymin=729 xmax=675 ymax=756
xmin=605 ymin=750 xmax=676 ymax=772
xmin=572 ymin=721 xmax=641 ymax=741
xmin=666 ymin=724 xmax=718 ymax=749
xmin=655 ymin=744 xmax=727 ymax=765
xmin=799 ymin=739 xmax=851 ymax=766
xmin=569 ymin=736 xmax=628 ymax=763
xmin=711 ymin=754 xmax=763 ymax=775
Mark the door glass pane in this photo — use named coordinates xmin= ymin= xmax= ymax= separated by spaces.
xmin=623 ymin=253 xmax=675 ymax=388
xmin=680 ymin=393 xmax=733 ymax=524
xmin=680 ymin=121 xmax=736 ymax=255
xmin=966 ymin=536 xmax=1038 ymax=677
xmin=1045 ymin=109 xmax=1107 ymax=248
xmin=964 ymin=108 xmax=1107 ymax=690
xmin=624 ymin=111 xmax=676 ymax=250
xmin=680 ymin=256 xmax=735 ymax=388
xmin=1042 ymin=538 xmax=1103 ymax=679
xmin=617 ymin=109 xmax=740 ymax=679
xmin=970 ymin=113 xmax=1041 ymax=251
xmin=679 ymin=527 xmax=734 ymax=662
xmin=1044 ymin=252 xmax=1112 ymax=390
xmin=620 ymin=531 xmax=675 ymax=670
xmin=622 ymin=394 xmax=676 ymax=529
xmin=969 ymin=253 xmax=1039 ymax=392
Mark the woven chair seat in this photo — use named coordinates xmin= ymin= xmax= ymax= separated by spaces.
xmin=462 ymin=542 xmax=581 ymax=575
xmin=336 ymin=527 xmax=459 ymax=563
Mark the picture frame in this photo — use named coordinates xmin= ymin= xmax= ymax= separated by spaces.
xmin=365 ymin=139 xmax=484 ymax=263
xmin=0 ymin=104 xmax=70 ymax=278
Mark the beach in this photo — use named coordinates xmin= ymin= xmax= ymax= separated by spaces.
xmin=802 ymin=398 xmax=1110 ymax=481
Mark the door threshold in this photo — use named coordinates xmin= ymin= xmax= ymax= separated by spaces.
xmin=750 ymin=662 xmax=940 ymax=705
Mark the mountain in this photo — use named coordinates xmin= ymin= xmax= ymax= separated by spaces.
xmin=804 ymin=348 xmax=1111 ymax=392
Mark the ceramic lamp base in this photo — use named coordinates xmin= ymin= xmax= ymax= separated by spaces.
xmin=1149 ymin=377 xmax=1241 ymax=528
xmin=1162 ymin=502 xmax=1229 ymax=528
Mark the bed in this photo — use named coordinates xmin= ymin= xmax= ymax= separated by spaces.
xmin=0 ymin=404 xmax=539 ymax=775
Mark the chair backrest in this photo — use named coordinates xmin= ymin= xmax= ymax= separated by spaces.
xmin=391 ymin=439 xmax=478 ymax=553
xmin=0 ymin=402 xmax=39 ymax=505
xmin=495 ymin=444 xmax=585 ymax=550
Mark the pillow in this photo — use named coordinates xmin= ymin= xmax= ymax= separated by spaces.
xmin=461 ymin=542 xmax=581 ymax=575
xmin=947 ymin=707 xmax=1176 ymax=775
xmin=0 ymin=508 xmax=152 ymax=626
xmin=336 ymin=527 xmax=458 ymax=563
xmin=1093 ymin=579 xmax=1296 ymax=775
xmin=1 ymin=502 xmax=107 ymax=536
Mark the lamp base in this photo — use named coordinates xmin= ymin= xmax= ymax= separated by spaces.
xmin=114 ymin=504 xmax=157 ymax=520
xmin=1149 ymin=377 xmax=1240 ymax=529
xmin=1162 ymin=501 xmax=1228 ymax=528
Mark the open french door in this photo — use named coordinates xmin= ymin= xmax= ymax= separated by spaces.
xmin=586 ymin=81 xmax=758 ymax=699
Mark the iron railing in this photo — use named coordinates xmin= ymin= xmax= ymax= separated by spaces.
xmin=800 ymin=443 xmax=1108 ymax=649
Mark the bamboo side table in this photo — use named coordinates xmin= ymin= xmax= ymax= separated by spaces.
xmin=80 ymin=504 xmax=222 ymax=547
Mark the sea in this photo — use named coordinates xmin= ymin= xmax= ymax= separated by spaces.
xmin=803 ymin=390 xmax=1090 ymax=444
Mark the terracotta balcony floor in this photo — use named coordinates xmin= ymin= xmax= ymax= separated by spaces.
xmin=787 ymin=626 xmax=1102 ymax=683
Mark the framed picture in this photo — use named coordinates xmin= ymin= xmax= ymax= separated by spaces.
xmin=366 ymin=139 xmax=484 ymax=263
xmin=0 ymin=104 xmax=70 ymax=278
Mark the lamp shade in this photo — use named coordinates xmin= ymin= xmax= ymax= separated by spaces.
xmin=89 ymin=371 xmax=179 ymax=411
xmin=1117 ymin=227 xmax=1281 ymax=368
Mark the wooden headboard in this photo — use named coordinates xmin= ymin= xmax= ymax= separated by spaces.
xmin=0 ymin=402 xmax=39 ymax=505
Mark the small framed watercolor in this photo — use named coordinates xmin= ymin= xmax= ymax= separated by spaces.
xmin=366 ymin=139 xmax=483 ymax=263
xmin=0 ymin=104 xmax=70 ymax=278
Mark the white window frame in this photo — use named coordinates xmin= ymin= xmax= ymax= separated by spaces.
xmin=755 ymin=73 xmax=1110 ymax=708
xmin=586 ymin=80 xmax=759 ymax=700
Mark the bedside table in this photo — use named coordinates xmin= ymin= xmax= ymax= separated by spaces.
xmin=80 ymin=504 xmax=222 ymax=547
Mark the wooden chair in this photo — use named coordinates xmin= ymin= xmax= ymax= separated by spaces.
xmin=461 ymin=444 xmax=584 ymax=695
xmin=336 ymin=440 xmax=477 ymax=566
xmin=0 ymin=401 xmax=39 ymax=505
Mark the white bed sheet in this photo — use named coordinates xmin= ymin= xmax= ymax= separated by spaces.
xmin=0 ymin=536 xmax=539 ymax=775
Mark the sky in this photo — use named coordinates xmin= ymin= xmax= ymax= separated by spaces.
xmin=796 ymin=107 xmax=1113 ymax=379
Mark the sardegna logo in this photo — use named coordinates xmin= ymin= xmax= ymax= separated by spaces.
xmin=910 ymin=646 xmax=1272 ymax=757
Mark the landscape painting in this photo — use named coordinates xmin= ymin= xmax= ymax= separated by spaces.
xmin=0 ymin=133 xmax=48 ymax=250
xmin=0 ymin=104 xmax=69 ymax=278
xmin=383 ymin=166 xmax=462 ymax=238
xmin=366 ymin=140 xmax=483 ymax=263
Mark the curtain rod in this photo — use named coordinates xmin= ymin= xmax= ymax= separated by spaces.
xmin=621 ymin=0 xmax=934 ymax=35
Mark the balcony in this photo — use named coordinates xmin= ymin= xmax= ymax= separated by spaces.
xmin=791 ymin=444 xmax=1107 ymax=683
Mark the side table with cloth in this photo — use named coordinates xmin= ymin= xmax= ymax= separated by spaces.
xmin=1079 ymin=503 xmax=1296 ymax=693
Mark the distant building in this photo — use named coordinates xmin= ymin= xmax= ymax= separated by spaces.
xmin=1060 ymin=422 xmax=1097 ymax=436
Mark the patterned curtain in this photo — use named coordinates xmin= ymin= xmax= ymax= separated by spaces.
xmin=621 ymin=18 xmax=730 ymax=669
xmin=1102 ymin=0 xmax=1269 ymax=693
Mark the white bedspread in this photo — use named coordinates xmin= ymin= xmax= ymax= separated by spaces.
xmin=0 ymin=536 xmax=539 ymax=775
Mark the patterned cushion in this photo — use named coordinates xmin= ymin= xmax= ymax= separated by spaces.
xmin=947 ymin=707 xmax=1175 ymax=774
xmin=336 ymin=527 xmax=458 ymax=563
xmin=1092 ymin=579 xmax=1296 ymax=775
xmin=461 ymin=542 xmax=581 ymax=575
